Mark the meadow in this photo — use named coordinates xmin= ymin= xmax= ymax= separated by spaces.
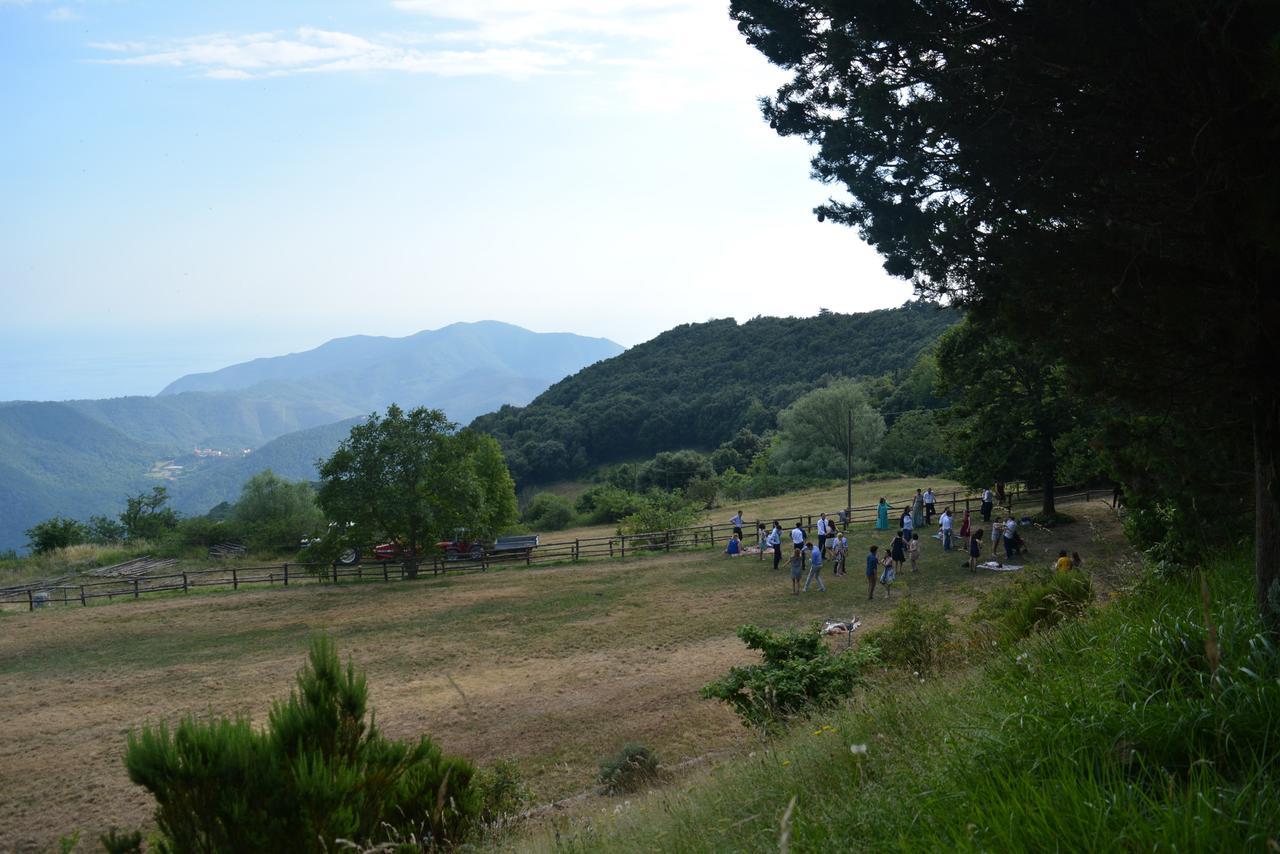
xmin=0 ymin=481 xmax=1121 ymax=851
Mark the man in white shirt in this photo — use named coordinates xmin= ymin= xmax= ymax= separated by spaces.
xmin=730 ymin=511 xmax=744 ymax=539
xmin=923 ymin=489 xmax=936 ymax=525
xmin=981 ymin=487 xmax=994 ymax=522
xmin=816 ymin=513 xmax=829 ymax=556
xmin=767 ymin=522 xmax=782 ymax=570
xmin=939 ymin=507 xmax=953 ymax=551
xmin=1003 ymin=517 xmax=1017 ymax=560
xmin=791 ymin=522 xmax=805 ymax=548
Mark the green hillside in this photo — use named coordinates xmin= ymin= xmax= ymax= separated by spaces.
xmin=470 ymin=302 xmax=957 ymax=484
xmin=0 ymin=403 xmax=158 ymax=552
xmin=166 ymin=418 xmax=363 ymax=515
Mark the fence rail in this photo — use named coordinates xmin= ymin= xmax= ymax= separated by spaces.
xmin=1 ymin=484 xmax=1104 ymax=614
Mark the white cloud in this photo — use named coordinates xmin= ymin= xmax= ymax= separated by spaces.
xmin=89 ymin=26 xmax=588 ymax=79
xmin=46 ymin=6 xmax=79 ymax=21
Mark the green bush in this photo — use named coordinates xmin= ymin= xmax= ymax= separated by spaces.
xmin=25 ymin=516 xmax=89 ymax=554
xmin=598 ymin=743 xmax=661 ymax=795
xmin=863 ymin=600 xmax=955 ymax=674
xmin=618 ymin=490 xmax=699 ymax=538
xmin=702 ymin=624 xmax=880 ymax=729
xmin=99 ymin=827 xmax=143 ymax=853
xmin=575 ymin=485 xmax=646 ymax=525
xmin=521 ymin=492 xmax=575 ymax=531
xmin=970 ymin=569 xmax=1093 ymax=645
xmin=123 ymin=636 xmax=480 ymax=852
xmin=475 ymin=758 xmax=532 ymax=826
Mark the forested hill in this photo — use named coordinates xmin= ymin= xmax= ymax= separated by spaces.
xmin=470 ymin=302 xmax=957 ymax=484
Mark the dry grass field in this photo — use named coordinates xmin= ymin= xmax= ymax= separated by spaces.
xmin=0 ymin=484 xmax=1129 ymax=852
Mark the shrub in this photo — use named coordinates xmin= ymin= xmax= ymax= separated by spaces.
xmin=970 ymin=569 xmax=1093 ymax=645
xmin=123 ymin=636 xmax=480 ymax=852
xmin=521 ymin=493 xmax=575 ymax=532
xmin=575 ymin=485 xmax=646 ymax=524
xmin=864 ymin=600 xmax=955 ymax=674
xmin=25 ymin=516 xmax=89 ymax=554
xmin=702 ymin=624 xmax=880 ymax=729
xmin=619 ymin=490 xmax=699 ymax=538
xmin=598 ymin=743 xmax=661 ymax=795
xmin=684 ymin=476 xmax=719 ymax=509
xmin=99 ymin=827 xmax=143 ymax=854
xmin=475 ymin=758 xmax=532 ymax=826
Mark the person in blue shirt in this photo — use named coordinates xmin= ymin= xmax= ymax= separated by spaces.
xmin=804 ymin=540 xmax=826 ymax=592
xmin=724 ymin=533 xmax=741 ymax=556
xmin=768 ymin=521 xmax=783 ymax=570
xmin=865 ymin=545 xmax=879 ymax=600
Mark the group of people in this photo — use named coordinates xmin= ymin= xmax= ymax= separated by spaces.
xmin=724 ymin=488 xmax=1084 ymax=600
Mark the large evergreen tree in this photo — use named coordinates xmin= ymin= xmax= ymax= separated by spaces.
xmin=729 ymin=0 xmax=1280 ymax=630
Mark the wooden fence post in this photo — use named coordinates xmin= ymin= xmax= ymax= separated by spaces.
xmin=27 ymin=589 xmax=33 ymax=612
xmin=133 ymin=579 xmax=140 ymax=600
xmin=62 ymin=587 xmax=68 ymax=605
xmin=708 ymin=524 xmax=714 ymax=546
xmin=232 ymin=568 xmax=238 ymax=590
xmin=621 ymin=535 xmax=626 ymax=558
xmin=182 ymin=572 xmax=188 ymax=593
xmin=80 ymin=585 xmax=86 ymax=606
xmin=574 ymin=539 xmax=580 ymax=562
xmin=332 ymin=563 xmax=338 ymax=584
xmin=283 ymin=564 xmax=289 ymax=586
xmin=609 ymin=539 xmax=614 ymax=558
xmin=666 ymin=531 xmax=672 ymax=552
xmin=383 ymin=563 xmax=389 ymax=582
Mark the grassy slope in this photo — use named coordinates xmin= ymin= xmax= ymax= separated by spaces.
xmin=533 ymin=554 xmax=1280 ymax=852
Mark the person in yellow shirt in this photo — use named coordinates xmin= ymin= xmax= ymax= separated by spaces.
xmin=1055 ymin=549 xmax=1073 ymax=573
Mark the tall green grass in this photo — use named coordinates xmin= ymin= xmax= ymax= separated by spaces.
xmin=536 ymin=553 xmax=1280 ymax=852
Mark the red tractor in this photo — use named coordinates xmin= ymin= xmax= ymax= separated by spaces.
xmin=436 ymin=528 xmax=486 ymax=560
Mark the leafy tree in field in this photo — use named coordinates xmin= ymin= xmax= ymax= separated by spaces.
xmin=773 ymin=379 xmax=885 ymax=481
xmin=618 ymin=490 xmax=699 ymax=537
xmin=316 ymin=406 xmax=517 ymax=568
xmin=25 ymin=516 xmax=88 ymax=554
xmin=123 ymin=636 xmax=479 ymax=851
xmin=120 ymin=486 xmax=179 ymax=541
xmin=87 ymin=514 xmax=126 ymax=545
xmin=231 ymin=470 xmax=324 ymax=551
xmin=729 ymin=0 xmax=1280 ymax=628
xmin=520 ymin=492 xmax=574 ymax=532
xmin=935 ymin=323 xmax=1092 ymax=516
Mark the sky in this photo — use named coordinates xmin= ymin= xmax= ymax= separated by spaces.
xmin=0 ymin=0 xmax=914 ymax=401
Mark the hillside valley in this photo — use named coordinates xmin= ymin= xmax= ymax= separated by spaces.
xmin=0 ymin=322 xmax=621 ymax=550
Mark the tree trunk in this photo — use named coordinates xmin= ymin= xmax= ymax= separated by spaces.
xmin=1255 ymin=393 xmax=1280 ymax=637
xmin=1041 ymin=475 xmax=1056 ymax=517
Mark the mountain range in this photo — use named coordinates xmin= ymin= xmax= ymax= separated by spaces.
xmin=0 ymin=322 xmax=622 ymax=551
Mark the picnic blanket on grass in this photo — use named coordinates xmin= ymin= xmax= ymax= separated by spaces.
xmin=979 ymin=561 xmax=1022 ymax=572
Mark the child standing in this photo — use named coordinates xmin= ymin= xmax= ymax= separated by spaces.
xmin=908 ymin=533 xmax=920 ymax=571
xmin=832 ymin=531 xmax=848 ymax=575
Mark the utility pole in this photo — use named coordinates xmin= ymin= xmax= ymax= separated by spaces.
xmin=846 ymin=409 xmax=853 ymax=518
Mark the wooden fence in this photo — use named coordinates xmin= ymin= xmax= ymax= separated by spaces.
xmin=0 ymin=484 xmax=1105 ymax=614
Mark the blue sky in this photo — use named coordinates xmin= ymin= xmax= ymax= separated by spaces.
xmin=1 ymin=0 xmax=913 ymax=401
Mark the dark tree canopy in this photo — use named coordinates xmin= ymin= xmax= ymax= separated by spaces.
xmin=730 ymin=0 xmax=1280 ymax=629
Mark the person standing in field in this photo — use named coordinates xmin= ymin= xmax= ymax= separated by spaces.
xmin=940 ymin=507 xmax=954 ymax=551
xmin=817 ymin=512 xmax=830 ymax=557
xmin=1003 ymin=517 xmax=1018 ymax=561
xmin=831 ymin=530 xmax=848 ymax=575
xmin=959 ymin=509 xmax=972 ymax=541
xmin=902 ymin=507 xmax=915 ymax=541
xmin=908 ymin=532 xmax=920 ymax=571
xmin=969 ymin=529 xmax=983 ymax=573
xmin=865 ymin=545 xmax=879 ymax=600
xmin=804 ymin=539 xmax=826 ymax=592
xmin=980 ymin=486 xmax=994 ymax=522
xmin=912 ymin=489 xmax=925 ymax=532
xmin=768 ymin=521 xmax=783 ymax=570
xmin=790 ymin=544 xmax=805 ymax=594
xmin=757 ymin=522 xmax=768 ymax=561
xmin=730 ymin=510 xmax=744 ymax=541
xmin=876 ymin=497 xmax=890 ymax=530
xmin=890 ymin=529 xmax=907 ymax=576
xmin=791 ymin=521 xmax=805 ymax=549
xmin=923 ymin=487 xmax=936 ymax=525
